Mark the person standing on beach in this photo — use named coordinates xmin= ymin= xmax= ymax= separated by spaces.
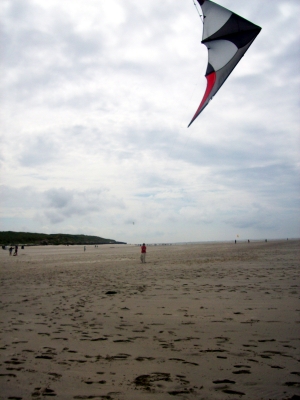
xmin=140 ymin=243 xmax=147 ymax=263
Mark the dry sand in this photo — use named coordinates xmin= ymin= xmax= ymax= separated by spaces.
xmin=0 ymin=240 xmax=299 ymax=400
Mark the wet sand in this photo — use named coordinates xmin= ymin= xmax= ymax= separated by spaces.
xmin=0 ymin=240 xmax=299 ymax=400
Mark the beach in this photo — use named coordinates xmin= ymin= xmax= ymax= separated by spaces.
xmin=0 ymin=240 xmax=299 ymax=400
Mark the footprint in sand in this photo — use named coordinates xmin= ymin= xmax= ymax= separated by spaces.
xmin=48 ymin=373 xmax=62 ymax=380
xmin=232 ymin=370 xmax=251 ymax=374
xmin=135 ymin=356 xmax=155 ymax=361
xmin=0 ymin=373 xmax=17 ymax=377
xmin=4 ymin=359 xmax=25 ymax=365
xmin=105 ymin=353 xmax=131 ymax=361
xmin=223 ymin=389 xmax=246 ymax=395
xmin=31 ymin=387 xmax=57 ymax=397
xmin=133 ymin=372 xmax=171 ymax=390
xmin=83 ymin=380 xmax=106 ymax=385
xmin=284 ymin=382 xmax=300 ymax=388
xmin=35 ymin=355 xmax=53 ymax=360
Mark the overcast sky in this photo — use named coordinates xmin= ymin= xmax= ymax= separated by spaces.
xmin=1 ymin=0 xmax=299 ymax=244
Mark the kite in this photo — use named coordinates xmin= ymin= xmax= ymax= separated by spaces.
xmin=188 ymin=0 xmax=261 ymax=127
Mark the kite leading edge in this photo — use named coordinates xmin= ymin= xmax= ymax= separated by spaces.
xmin=188 ymin=0 xmax=261 ymax=127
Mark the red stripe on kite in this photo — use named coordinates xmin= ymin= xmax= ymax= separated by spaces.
xmin=188 ymin=72 xmax=216 ymax=127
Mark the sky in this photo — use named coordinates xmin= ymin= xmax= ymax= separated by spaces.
xmin=1 ymin=0 xmax=299 ymax=244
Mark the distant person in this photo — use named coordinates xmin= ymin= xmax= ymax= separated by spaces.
xmin=13 ymin=245 xmax=18 ymax=256
xmin=140 ymin=243 xmax=147 ymax=263
xmin=9 ymin=247 xmax=13 ymax=256
xmin=84 ymin=246 xmax=86 ymax=252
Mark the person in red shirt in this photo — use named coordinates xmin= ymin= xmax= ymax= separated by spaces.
xmin=140 ymin=243 xmax=147 ymax=263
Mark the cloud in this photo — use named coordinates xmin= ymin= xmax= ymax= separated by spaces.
xmin=0 ymin=185 xmax=41 ymax=214
xmin=0 ymin=0 xmax=299 ymax=242
xmin=44 ymin=187 xmax=125 ymax=223
xmin=18 ymin=136 xmax=60 ymax=167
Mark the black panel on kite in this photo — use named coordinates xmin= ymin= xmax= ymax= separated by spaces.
xmin=188 ymin=0 xmax=261 ymax=127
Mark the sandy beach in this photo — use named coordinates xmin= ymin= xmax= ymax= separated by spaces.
xmin=0 ymin=240 xmax=299 ymax=400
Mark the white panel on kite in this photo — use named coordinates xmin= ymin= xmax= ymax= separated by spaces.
xmin=206 ymin=39 xmax=238 ymax=71
xmin=201 ymin=1 xmax=232 ymax=40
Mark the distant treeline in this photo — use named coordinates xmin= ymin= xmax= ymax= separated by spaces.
xmin=0 ymin=231 xmax=126 ymax=246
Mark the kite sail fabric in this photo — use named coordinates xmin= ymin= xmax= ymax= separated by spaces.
xmin=188 ymin=0 xmax=261 ymax=127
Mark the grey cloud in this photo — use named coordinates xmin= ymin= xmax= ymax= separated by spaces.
xmin=44 ymin=187 xmax=125 ymax=223
xmin=60 ymin=125 xmax=117 ymax=157
xmin=168 ymin=141 xmax=263 ymax=169
xmin=271 ymin=39 xmax=300 ymax=80
xmin=0 ymin=0 xmax=199 ymax=117
xmin=46 ymin=188 xmax=71 ymax=209
xmin=221 ymin=198 xmax=291 ymax=232
xmin=1 ymin=5 xmax=105 ymax=104
xmin=16 ymin=125 xmax=110 ymax=168
xmin=116 ymin=2 xmax=181 ymax=46
xmin=19 ymin=136 xmax=60 ymax=167
xmin=3 ymin=0 xmax=22 ymax=19
xmin=224 ymin=213 xmax=276 ymax=231
xmin=0 ymin=185 xmax=42 ymax=210
xmin=202 ymin=163 xmax=299 ymax=214
xmin=220 ymin=164 xmax=299 ymax=192
xmin=49 ymin=18 xmax=103 ymax=69
xmin=1 ymin=184 xmax=125 ymax=226
xmin=44 ymin=210 xmax=65 ymax=224
xmin=44 ymin=188 xmax=102 ymax=218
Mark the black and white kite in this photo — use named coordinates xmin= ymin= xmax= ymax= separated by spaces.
xmin=188 ymin=0 xmax=261 ymax=127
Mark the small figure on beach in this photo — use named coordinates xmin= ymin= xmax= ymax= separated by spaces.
xmin=84 ymin=246 xmax=86 ymax=252
xmin=13 ymin=245 xmax=18 ymax=256
xmin=140 ymin=243 xmax=147 ymax=263
xmin=9 ymin=246 xmax=13 ymax=256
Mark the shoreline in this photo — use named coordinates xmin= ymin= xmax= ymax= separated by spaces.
xmin=2 ymin=237 xmax=298 ymax=248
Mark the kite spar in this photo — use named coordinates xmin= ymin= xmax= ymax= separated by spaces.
xmin=188 ymin=0 xmax=261 ymax=127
